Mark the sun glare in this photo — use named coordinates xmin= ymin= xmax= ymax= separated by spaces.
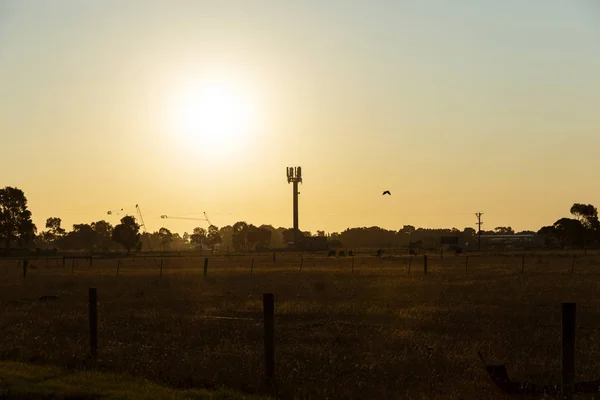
xmin=173 ymin=78 xmax=259 ymax=158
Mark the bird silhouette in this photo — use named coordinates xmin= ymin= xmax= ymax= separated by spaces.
xmin=382 ymin=191 xmax=391 ymax=195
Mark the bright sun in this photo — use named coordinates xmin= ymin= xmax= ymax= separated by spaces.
xmin=173 ymin=78 xmax=258 ymax=158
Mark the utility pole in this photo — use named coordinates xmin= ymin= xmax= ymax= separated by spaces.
xmin=475 ymin=212 xmax=483 ymax=251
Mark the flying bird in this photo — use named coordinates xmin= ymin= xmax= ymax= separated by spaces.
xmin=382 ymin=191 xmax=391 ymax=195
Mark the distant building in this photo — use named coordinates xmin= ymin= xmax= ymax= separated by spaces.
xmin=477 ymin=234 xmax=543 ymax=250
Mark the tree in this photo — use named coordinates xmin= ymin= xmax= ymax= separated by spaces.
xmin=190 ymin=227 xmax=207 ymax=249
xmin=282 ymin=228 xmax=298 ymax=244
xmin=494 ymin=226 xmax=515 ymax=235
xmin=46 ymin=217 xmax=65 ymax=236
xmin=553 ymin=218 xmax=585 ymax=249
xmin=158 ymin=227 xmax=173 ymax=250
xmin=232 ymin=221 xmax=249 ymax=252
xmin=462 ymin=227 xmax=476 ymax=236
xmin=399 ymin=225 xmax=416 ymax=235
xmin=67 ymin=224 xmax=96 ymax=251
xmin=0 ymin=187 xmax=37 ymax=249
xmin=38 ymin=217 xmax=65 ymax=248
xmin=91 ymin=220 xmax=113 ymax=251
xmin=206 ymin=225 xmax=222 ymax=251
xmin=538 ymin=225 xmax=559 ymax=248
xmin=570 ymin=203 xmax=598 ymax=228
xmin=247 ymin=225 xmax=271 ymax=251
xmin=112 ymin=216 xmax=141 ymax=253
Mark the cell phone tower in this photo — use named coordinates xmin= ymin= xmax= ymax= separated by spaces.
xmin=286 ymin=166 xmax=302 ymax=246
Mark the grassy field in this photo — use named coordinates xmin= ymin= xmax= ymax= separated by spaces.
xmin=2 ymin=252 xmax=600 ymax=399
xmin=0 ymin=360 xmax=267 ymax=399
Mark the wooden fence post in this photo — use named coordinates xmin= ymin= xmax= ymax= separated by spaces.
xmin=62 ymin=256 xmax=66 ymax=268
xmin=408 ymin=256 xmax=412 ymax=274
xmin=423 ymin=255 xmax=428 ymax=275
xmin=203 ymin=258 xmax=208 ymax=279
xmin=521 ymin=255 xmax=525 ymax=274
xmin=23 ymin=259 xmax=28 ymax=280
xmin=562 ymin=302 xmax=576 ymax=400
xmin=352 ymin=256 xmax=355 ymax=273
xmin=272 ymin=252 xmax=276 ymax=264
xmin=89 ymin=256 xmax=93 ymax=267
xmin=89 ymin=288 xmax=98 ymax=359
xmin=160 ymin=259 xmax=163 ymax=277
xmin=465 ymin=256 xmax=469 ymax=274
xmin=299 ymin=255 xmax=303 ymax=274
xmin=570 ymin=255 xmax=576 ymax=274
xmin=263 ymin=293 xmax=275 ymax=386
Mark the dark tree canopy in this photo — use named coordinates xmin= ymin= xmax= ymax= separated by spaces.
xmin=0 ymin=187 xmax=37 ymax=248
xmin=91 ymin=220 xmax=113 ymax=251
xmin=158 ymin=227 xmax=173 ymax=250
xmin=570 ymin=203 xmax=599 ymax=228
xmin=67 ymin=224 xmax=96 ymax=251
xmin=190 ymin=227 xmax=207 ymax=248
xmin=112 ymin=216 xmax=141 ymax=253
xmin=494 ymin=226 xmax=515 ymax=235
xmin=206 ymin=225 xmax=222 ymax=250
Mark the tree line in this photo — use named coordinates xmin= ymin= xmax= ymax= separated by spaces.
xmin=0 ymin=186 xmax=598 ymax=253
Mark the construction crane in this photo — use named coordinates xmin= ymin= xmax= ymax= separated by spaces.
xmin=106 ymin=204 xmax=148 ymax=233
xmin=160 ymin=212 xmax=212 ymax=226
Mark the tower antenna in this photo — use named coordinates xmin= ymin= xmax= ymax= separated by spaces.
xmin=286 ymin=166 xmax=302 ymax=247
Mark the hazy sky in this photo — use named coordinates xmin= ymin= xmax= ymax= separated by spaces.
xmin=1 ymin=1 xmax=599 ymax=235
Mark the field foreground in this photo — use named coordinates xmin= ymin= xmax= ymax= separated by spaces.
xmin=2 ymin=252 xmax=600 ymax=399
xmin=0 ymin=360 xmax=266 ymax=399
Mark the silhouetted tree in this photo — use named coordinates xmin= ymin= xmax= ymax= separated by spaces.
xmin=570 ymin=203 xmax=598 ymax=228
xmin=553 ymin=218 xmax=585 ymax=249
xmin=158 ymin=227 xmax=173 ymax=251
xmin=67 ymin=224 xmax=96 ymax=251
xmin=232 ymin=221 xmax=249 ymax=252
xmin=91 ymin=220 xmax=113 ymax=251
xmin=538 ymin=225 xmax=560 ymax=248
xmin=206 ymin=225 xmax=222 ymax=252
xmin=0 ymin=187 xmax=36 ymax=249
xmin=247 ymin=225 xmax=271 ymax=251
xmin=399 ymin=225 xmax=416 ymax=236
xmin=112 ymin=216 xmax=141 ymax=253
xmin=190 ymin=227 xmax=207 ymax=249
xmin=494 ymin=226 xmax=515 ymax=235
xmin=462 ymin=227 xmax=476 ymax=237
xmin=38 ymin=217 xmax=65 ymax=248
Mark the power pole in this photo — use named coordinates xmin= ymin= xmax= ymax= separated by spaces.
xmin=475 ymin=212 xmax=483 ymax=251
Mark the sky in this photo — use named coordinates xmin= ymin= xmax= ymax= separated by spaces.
xmin=1 ymin=0 xmax=599 ymax=235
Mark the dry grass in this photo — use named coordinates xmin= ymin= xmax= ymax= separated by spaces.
xmin=2 ymin=252 xmax=600 ymax=399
